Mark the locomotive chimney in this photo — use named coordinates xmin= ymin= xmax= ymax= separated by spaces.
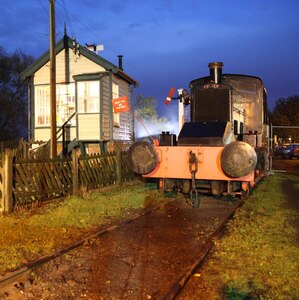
xmin=118 ymin=55 xmax=123 ymax=71
xmin=208 ymin=62 xmax=224 ymax=84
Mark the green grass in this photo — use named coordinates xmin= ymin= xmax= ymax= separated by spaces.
xmin=196 ymin=174 xmax=299 ymax=299
xmin=1 ymin=175 xmax=298 ymax=299
xmin=0 ymin=182 xmax=166 ymax=273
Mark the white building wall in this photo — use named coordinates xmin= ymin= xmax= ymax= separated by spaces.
xmin=32 ymin=47 xmax=133 ymax=144
xmin=78 ymin=114 xmax=100 ymax=140
xmin=34 ymin=127 xmax=77 ymax=141
xmin=34 ymin=50 xmax=105 ymax=85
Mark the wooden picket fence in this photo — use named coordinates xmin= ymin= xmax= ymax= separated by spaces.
xmin=0 ymin=149 xmax=136 ymax=213
xmin=79 ymin=151 xmax=134 ymax=189
xmin=13 ymin=157 xmax=73 ymax=208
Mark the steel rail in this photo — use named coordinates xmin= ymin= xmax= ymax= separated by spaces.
xmin=0 ymin=196 xmax=243 ymax=298
xmin=0 ymin=199 xmax=177 ymax=296
xmin=160 ymin=199 xmax=244 ymax=300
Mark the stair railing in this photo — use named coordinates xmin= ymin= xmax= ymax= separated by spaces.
xmin=29 ymin=111 xmax=77 ymax=158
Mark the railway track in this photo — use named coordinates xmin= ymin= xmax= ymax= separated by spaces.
xmin=160 ymin=200 xmax=243 ymax=299
xmin=0 ymin=204 xmax=164 ymax=298
xmin=0 ymin=195 xmax=243 ymax=299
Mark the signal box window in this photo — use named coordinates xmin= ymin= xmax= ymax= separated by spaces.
xmin=77 ymin=81 xmax=100 ymax=113
xmin=56 ymin=83 xmax=76 ymax=125
xmin=35 ymin=83 xmax=76 ymax=126
xmin=112 ymin=82 xmax=120 ymax=126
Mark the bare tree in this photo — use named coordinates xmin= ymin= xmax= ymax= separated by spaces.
xmin=271 ymin=95 xmax=299 ymax=143
xmin=0 ymin=47 xmax=34 ymax=141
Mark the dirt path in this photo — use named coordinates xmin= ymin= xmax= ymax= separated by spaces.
xmin=12 ymin=196 xmax=239 ymax=299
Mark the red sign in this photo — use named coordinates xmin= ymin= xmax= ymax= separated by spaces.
xmin=112 ymin=96 xmax=130 ymax=113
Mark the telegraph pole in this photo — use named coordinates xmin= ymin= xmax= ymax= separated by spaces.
xmin=50 ymin=0 xmax=57 ymax=158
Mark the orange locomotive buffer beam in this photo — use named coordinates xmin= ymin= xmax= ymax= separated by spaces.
xmin=143 ymin=145 xmax=254 ymax=183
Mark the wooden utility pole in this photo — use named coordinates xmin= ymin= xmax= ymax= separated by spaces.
xmin=50 ymin=0 xmax=57 ymax=158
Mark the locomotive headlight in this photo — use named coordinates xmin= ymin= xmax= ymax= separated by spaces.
xmin=220 ymin=141 xmax=257 ymax=178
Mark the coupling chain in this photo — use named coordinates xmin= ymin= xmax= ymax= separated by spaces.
xmin=189 ymin=151 xmax=199 ymax=208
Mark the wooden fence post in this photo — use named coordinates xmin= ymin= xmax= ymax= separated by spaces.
xmin=3 ymin=149 xmax=13 ymax=213
xmin=116 ymin=149 xmax=122 ymax=187
xmin=72 ymin=148 xmax=79 ymax=195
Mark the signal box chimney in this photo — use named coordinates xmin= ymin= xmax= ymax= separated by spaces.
xmin=118 ymin=55 xmax=123 ymax=71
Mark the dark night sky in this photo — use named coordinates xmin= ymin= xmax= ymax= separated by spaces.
xmin=1 ymin=0 xmax=298 ymax=122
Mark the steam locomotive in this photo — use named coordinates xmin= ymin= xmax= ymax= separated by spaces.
xmin=128 ymin=62 xmax=269 ymax=206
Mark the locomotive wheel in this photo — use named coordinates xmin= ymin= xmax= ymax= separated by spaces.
xmin=221 ymin=141 xmax=257 ymax=178
xmin=127 ymin=141 xmax=158 ymax=175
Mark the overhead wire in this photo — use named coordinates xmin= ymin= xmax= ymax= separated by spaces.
xmin=60 ymin=0 xmax=75 ymax=37
xmin=55 ymin=1 xmax=99 ymax=40
xmin=37 ymin=0 xmax=65 ymax=38
xmin=36 ymin=0 xmax=173 ymax=137
xmin=54 ymin=0 xmax=163 ymax=96
xmin=37 ymin=0 xmax=48 ymax=17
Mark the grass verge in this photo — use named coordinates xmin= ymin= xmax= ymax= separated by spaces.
xmin=0 ymin=181 xmax=166 ymax=274
xmin=193 ymin=173 xmax=299 ymax=299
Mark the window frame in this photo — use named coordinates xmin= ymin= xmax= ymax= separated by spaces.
xmin=77 ymin=80 xmax=100 ymax=114
xmin=112 ymin=82 xmax=120 ymax=126
xmin=34 ymin=83 xmax=76 ymax=127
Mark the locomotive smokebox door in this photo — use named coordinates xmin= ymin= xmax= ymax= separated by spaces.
xmin=128 ymin=141 xmax=158 ymax=175
xmin=221 ymin=141 xmax=257 ymax=178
